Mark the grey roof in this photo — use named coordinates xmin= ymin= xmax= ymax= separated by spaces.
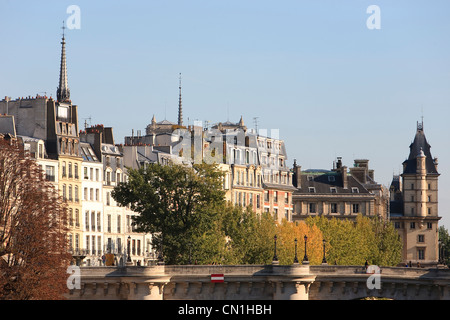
xmin=403 ymin=125 xmax=438 ymax=174
xmin=295 ymin=171 xmax=370 ymax=195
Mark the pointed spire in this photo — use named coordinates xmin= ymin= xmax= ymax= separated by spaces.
xmin=57 ymin=21 xmax=70 ymax=103
xmin=178 ymin=73 xmax=183 ymax=126
xmin=239 ymin=115 xmax=244 ymax=127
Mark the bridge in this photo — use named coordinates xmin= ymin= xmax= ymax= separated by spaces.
xmin=66 ymin=264 xmax=450 ymax=300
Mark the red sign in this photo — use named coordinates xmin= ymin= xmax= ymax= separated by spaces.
xmin=211 ymin=274 xmax=224 ymax=282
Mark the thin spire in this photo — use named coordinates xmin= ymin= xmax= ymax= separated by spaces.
xmin=57 ymin=21 xmax=70 ymax=103
xmin=178 ymin=73 xmax=183 ymax=126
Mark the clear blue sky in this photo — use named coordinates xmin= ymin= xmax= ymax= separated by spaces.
xmin=1 ymin=0 xmax=450 ymax=227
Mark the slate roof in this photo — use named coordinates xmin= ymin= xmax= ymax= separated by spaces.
xmin=294 ymin=170 xmax=371 ymax=194
xmin=403 ymin=125 xmax=438 ymax=174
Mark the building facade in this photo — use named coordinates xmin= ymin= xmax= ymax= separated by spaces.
xmin=389 ymin=121 xmax=441 ymax=266
xmin=292 ymin=157 xmax=388 ymax=222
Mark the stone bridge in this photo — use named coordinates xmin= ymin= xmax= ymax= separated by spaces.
xmin=67 ymin=264 xmax=450 ymax=300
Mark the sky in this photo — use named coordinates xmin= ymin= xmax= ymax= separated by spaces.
xmin=1 ymin=0 xmax=450 ymax=227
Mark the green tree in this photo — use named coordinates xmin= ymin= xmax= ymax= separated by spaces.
xmin=221 ymin=204 xmax=276 ymax=264
xmin=112 ymin=162 xmax=225 ymax=265
xmin=439 ymin=226 xmax=450 ymax=266
xmin=305 ymin=215 xmax=402 ymax=266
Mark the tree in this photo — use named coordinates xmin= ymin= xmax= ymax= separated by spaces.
xmin=221 ymin=204 xmax=276 ymax=264
xmin=112 ymin=162 xmax=226 ymax=265
xmin=0 ymin=138 xmax=71 ymax=299
xmin=275 ymin=219 xmax=325 ymax=265
xmin=305 ymin=215 xmax=402 ymax=266
xmin=438 ymin=226 xmax=450 ymax=266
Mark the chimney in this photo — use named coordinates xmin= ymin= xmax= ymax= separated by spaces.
xmin=294 ymin=164 xmax=302 ymax=189
xmin=341 ymin=165 xmax=348 ymax=189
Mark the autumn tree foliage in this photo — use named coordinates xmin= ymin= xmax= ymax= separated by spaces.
xmin=0 ymin=138 xmax=71 ymax=300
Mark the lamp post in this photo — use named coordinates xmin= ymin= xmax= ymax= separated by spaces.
xmin=127 ymin=235 xmax=132 ymax=264
xmin=302 ymin=235 xmax=309 ymax=264
xmin=322 ymin=239 xmax=327 ymax=265
xmin=294 ymin=238 xmax=299 ymax=264
xmin=273 ymin=235 xmax=278 ymax=263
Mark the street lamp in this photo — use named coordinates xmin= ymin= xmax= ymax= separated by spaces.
xmin=302 ymin=235 xmax=309 ymax=264
xmin=127 ymin=236 xmax=131 ymax=263
xmin=273 ymin=235 xmax=278 ymax=262
xmin=322 ymin=239 xmax=327 ymax=265
xmin=294 ymin=238 xmax=299 ymax=264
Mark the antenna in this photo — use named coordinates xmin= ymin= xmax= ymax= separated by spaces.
xmin=83 ymin=116 xmax=92 ymax=129
xmin=62 ymin=20 xmax=66 ymax=39
xmin=253 ymin=117 xmax=259 ymax=134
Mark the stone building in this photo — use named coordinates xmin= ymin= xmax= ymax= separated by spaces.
xmin=292 ymin=157 xmax=388 ymax=222
xmin=389 ymin=121 xmax=441 ymax=267
xmin=0 ymin=30 xmax=84 ymax=260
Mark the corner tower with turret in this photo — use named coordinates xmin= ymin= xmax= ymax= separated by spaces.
xmin=390 ymin=121 xmax=441 ymax=267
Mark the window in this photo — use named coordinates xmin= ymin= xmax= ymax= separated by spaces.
xmin=352 ymin=203 xmax=359 ymax=213
xmin=330 ymin=187 xmax=337 ymax=193
xmin=274 ymin=191 xmax=278 ymax=203
xmin=62 ymin=184 xmax=67 ymax=201
xmin=309 ymin=187 xmax=316 ymax=193
xmin=428 ymin=196 xmax=431 ymax=202
xmin=74 ymin=186 xmax=79 ymax=202
xmin=331 ymin=203 xmax=338 ymax=213
xmin=394 ymin=222 xmax=401 ymax=229
xmin=91 ymin=211 xmax=96 ymax=232
xmin=418 ymin=235 xmax=425 ymax=243
xmin=74 ymin=164 xmax=79 ymax=179
xmin=75 ymin=209 xmax=80 ymax=227
xmin=309 ymin=203 xmax=316 ymax=213
xmin=85 ymin=211 xmax=90 ymax=231
xmin=62 ymin=162 xmax=66 ymax=178
xmin=285 ymin=209 xmax=289 ymax=221
xmin=307 ymin=176 xmax=313 ymax=181
xmin=411 ymin=183 xmax=414 ymax=190
xmin=45 ymin=165 xmax=55 ymax=182
xmin=107 ymin=215 xmax=111 ymax=233
xmin=257 ymin=194 xmax=261 ymax=209
xmin=328 ymin=176 xmax=335 ymax=182
xmin=418 ymin=249 xmax=425 ymax=260
xmin=284 ymin=193 xmax=289 ymax=204
xmin=68 ymin=162 xmax=73 ymax=178
xmin=264 ymin=191 xmax=269 ymax=202
xmin=84 ymin=167 xmax=89 ymax=179
xmin=427 ymin=222 xmax=432 ymax=229
xmin=410 ymin=222 xmax=416 ymax=229
xmin=38 ymin=144 xmax=43 ymax=159
xmin=351 ymin=187 xmax=359 ymax=193
xmin=97 ymin=212 xmax=101 ymax=232
xmin=68 ymin=184 xmax=74 ymax=201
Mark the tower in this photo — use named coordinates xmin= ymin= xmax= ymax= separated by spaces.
xmin=57 ymin=22 xmax=70 ymax=103
xmin=390 ymin=120 xmax=441 ymax=266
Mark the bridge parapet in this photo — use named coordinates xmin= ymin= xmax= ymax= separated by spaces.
xmin=66 ymin=264 xmax=450 ymax=300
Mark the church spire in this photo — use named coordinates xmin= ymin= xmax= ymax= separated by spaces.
xmin=178 ymin=73 xmax=183 ymax=126
xmin=57 ymin=21 xmax=70 ymax=103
